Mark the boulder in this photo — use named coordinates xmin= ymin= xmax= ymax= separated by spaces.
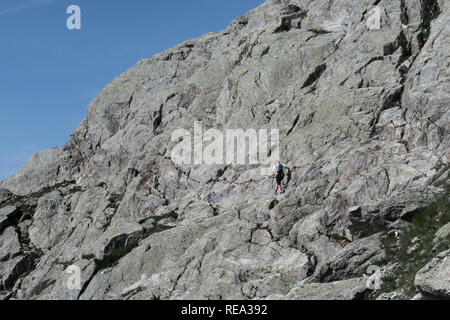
xmin=433 ymin=223 xmax=450 ymax=245
xmin=415 ymin=250 xmax=450 ymax=299
xmin=286 ymin=277 xmax=368 ymax=300
xmin=0 ymin=227 xmax=21 ymax=262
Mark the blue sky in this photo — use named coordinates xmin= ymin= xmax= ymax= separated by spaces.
xmin=0 ymin=0 xmax=263 ymax=181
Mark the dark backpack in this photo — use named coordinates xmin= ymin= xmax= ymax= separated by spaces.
xmin=276 ymin=163 xmax=284 ymax=173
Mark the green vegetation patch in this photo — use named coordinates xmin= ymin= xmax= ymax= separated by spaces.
xmin=372 ymin=177 xmax=450 ymax=299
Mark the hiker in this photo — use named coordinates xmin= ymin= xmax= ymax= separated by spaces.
xmin=273 ymin=160 xmax=288 ymax=195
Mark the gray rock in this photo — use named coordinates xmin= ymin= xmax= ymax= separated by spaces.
xmin=433 ymin=223 xmax=450 ymax=245
xmin=286 ymin=277 xmax=368 ymax=300
xmin=314 ymin=234 xmax=384 ymax=282
xmin=0 ymin=148 xmax=73 ymax=196
xmin=0 ymin=206 xmax=19 ymax=232
xmin=414 ymin=250 xmax=450 ymax=299
xmin=407 ymin=243 xmax=420 ymax=255
xmin=0 ymin=227 xmax=21 ymax=262
xmin=0 ymin=189 xmax=13 ymax=205
xmin=410 ymin=292 xmax=435 ymax=300
xmin=376 ymin=290 xmax=404 ymax=300
xmin=0 ymin=254 xmax=35 ymax=291
xmin=83 ymin=220 xmax=143 ymax=262
xmin=388 ymin=219 xmax=411 ymax=230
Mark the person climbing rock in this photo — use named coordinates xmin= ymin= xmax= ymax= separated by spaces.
xmin=273 ymin=160 xmax=287 ymax=195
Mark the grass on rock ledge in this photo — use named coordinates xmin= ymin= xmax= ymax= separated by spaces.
xmin=368 ymin=175 xmax=450 ymax=299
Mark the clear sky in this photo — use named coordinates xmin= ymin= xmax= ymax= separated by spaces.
xmin=0 ymin=0 xmax=263 ymax=181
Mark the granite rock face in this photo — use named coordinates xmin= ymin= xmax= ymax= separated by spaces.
xmin=0 ymin=0 xmax=449 ymax=299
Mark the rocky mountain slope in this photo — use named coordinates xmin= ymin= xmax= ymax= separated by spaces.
xmin=0 ymin=0 xmax=449 ymax=300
